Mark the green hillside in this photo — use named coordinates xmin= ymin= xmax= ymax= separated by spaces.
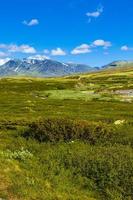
xmin=102 ymin=60 xmax=133 ymax=69
xmin=0 ymin=66 xmax=133 ymax=200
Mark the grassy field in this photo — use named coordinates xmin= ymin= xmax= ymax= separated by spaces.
xmin=0 ymin=67 xmax=133 ymax=200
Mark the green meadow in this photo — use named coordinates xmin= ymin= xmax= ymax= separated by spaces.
xmin=0 ymin=67 xmax=133 ymax=200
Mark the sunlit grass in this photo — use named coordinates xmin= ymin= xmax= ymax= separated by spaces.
xmin=0 ymin=66 xmax=133 ymax=199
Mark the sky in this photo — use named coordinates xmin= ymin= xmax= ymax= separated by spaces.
xmin=0 ymin=0 xmax=132 ymax=66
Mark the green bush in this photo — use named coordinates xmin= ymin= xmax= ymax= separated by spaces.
xmin=37 ymin=142 xmax=133 ymax=200
xmin=22 ymin=118 xmax=117 ymax=144
xmin=69 ymin=144 xmax=133 ymax=200
xmin=0 ymin=147 xmax=33 ymax=161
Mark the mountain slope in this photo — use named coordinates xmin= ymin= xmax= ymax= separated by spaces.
xmin=102 ymin=60 xmax=133 ymax=69
xmin=0 ymin=59 xmax=97 ymax=77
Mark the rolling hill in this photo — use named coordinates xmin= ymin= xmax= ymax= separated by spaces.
xmin=102 ymin=60 xmax=133 ymax=69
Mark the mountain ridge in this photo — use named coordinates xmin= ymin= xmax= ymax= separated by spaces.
xmin=0 ymin=59 xmax=132 ymax=77
xmin=0 ymin=58 xmax=98 ymax=77
xmin=102 ymin=60 xmax=133 ymax=69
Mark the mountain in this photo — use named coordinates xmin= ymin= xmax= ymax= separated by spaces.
xmin=0 ymin=58 xmax=98 ymax=77
xmin=102 ymin=60 xmax=133 ymax=69
xmin=1 ymin=59 xmax=132 ymax=77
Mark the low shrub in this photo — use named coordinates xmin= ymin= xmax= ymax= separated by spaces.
xmin=56 ymin=143 xmax=133 ymax=200
xmin=22 ymin=118 xmax=117 ymax=144
xmin=0 ymin=147 xmax=33 ymax=161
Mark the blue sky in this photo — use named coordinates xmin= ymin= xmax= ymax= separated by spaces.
xmin=0 ymin=0 xmax=132 ymax=66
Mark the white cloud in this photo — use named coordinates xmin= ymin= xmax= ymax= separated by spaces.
xmin=0 ymin=51 xmax=8 ymax=57
xmin=121 ymin=45 xmax=128 ymax=51
xmin=0 ymin=44 xmax=36 ymax=54
xmin=23 ymin=19 xmax=39 ymax=26
xmin=43 ymin=49 xmax=50 ymax=54
xmin=51 ymin=48 xmax=66 ymax=56
xmin=87 ymin=11 xmax=101 ymax=18
xmin=9 ymin=45 xmax=36 ymax=53
xmin=71 ymin=39 xmax=112 ymax=55
xmin=0 ymin=44 xmax=7 ymax=49
xmin=28 ymin=54 xmax=50 ymax=60
xmin=92 ymin=39 xmax=112 ymax=49
xmin=86 ymin=6 xmax=103 ymax=19
xmin=121 ymin=45 xmax=133 ymax=51
xmin=104 ymin=52 xmax=109 ymax=55
xmin=71 ymin=44 xmax=91 ymax=55
xmin=0 ymin=58 xmax=11 ymax=66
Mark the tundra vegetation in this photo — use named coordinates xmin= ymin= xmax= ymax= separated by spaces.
xmin=0 ymin=66 xmax=133 ymax=200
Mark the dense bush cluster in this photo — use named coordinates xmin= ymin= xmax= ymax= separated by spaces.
xmin=39 ymin=143 xmax=133 ymax=200
xmin=22 ymin=118 xmax=117 ymax=144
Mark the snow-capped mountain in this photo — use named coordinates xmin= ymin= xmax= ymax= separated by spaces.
xmin=0 ymin=58 xmax=98 ymax=77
